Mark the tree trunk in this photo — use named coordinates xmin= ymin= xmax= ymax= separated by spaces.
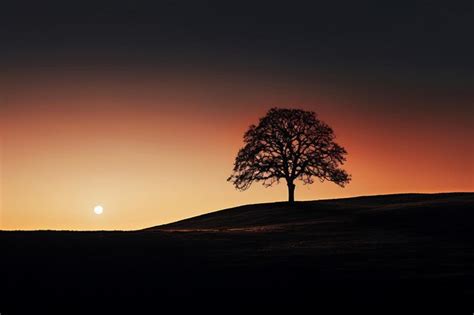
xmin=288 ymin=182 xmax=295 ymax=203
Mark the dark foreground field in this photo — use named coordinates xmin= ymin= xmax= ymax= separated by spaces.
xmin=1 ymin=193 xmax=474 ymax=312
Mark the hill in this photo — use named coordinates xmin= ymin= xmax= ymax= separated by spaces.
xmin=1 ymin=192 xmax=474 ymax=311
xmin=149 ymin=192 xmax=474 ymax=233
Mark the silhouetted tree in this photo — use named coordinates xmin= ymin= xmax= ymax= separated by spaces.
xmin=228 ymin=108 xmax=351 ymax=202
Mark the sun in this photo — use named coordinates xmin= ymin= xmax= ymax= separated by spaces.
xmin=94 ymin=205 xmax=104 ymax=215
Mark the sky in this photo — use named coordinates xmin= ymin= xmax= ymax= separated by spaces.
xmin=1 ymin=1 xmax=473 ymax=230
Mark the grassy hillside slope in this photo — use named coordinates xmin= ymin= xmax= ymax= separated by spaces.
xmin=1 ymin=193 xmax=473 ymax=310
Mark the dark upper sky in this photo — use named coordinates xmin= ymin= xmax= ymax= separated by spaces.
xmin=2 ymin=1 xmax=473 ymax=83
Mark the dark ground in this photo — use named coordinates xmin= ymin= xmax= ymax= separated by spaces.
xmin=1 ymin=193 xmax=473 ymax=313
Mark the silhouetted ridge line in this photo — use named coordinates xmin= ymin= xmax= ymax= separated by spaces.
xmin=144 ymin=192 xmax=473 ymax=231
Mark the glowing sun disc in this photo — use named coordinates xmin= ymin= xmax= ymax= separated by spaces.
xmin=94 ymin=205 xmax=104 ymax=215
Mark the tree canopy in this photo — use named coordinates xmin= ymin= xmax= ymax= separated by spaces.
xmin=228 ymin=107 xmax=351 ymax=202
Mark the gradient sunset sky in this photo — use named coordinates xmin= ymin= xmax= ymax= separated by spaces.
xmin=1 ymin=1 xmax=473 ymax=230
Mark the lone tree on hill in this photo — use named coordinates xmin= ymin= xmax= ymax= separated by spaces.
xmin=228 ymin=107 xmax=351 ymax=202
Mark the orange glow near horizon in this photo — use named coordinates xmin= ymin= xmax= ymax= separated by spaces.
xmin=1 ymin=68 xmax=473 ymax=230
